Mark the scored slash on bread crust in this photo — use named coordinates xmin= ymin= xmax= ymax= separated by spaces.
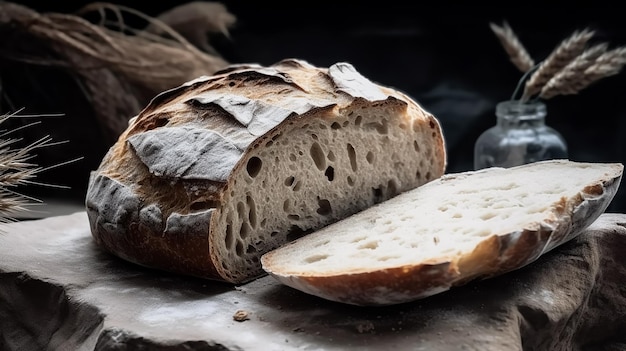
xmin=85 ymin=59 xmax=446 ymax=284
xmin=260 ymin=160 xmax=623 ymax=306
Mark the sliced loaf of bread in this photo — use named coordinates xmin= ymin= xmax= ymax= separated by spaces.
xmin=261 ymin=160 xmax=623 ymax=306
xmin=85 ymin=59 xmax=446 ymax=284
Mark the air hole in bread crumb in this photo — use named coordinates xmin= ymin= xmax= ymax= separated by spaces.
xmin=235 ymin=241 xmax=244 ymax=256
xmin=304 ymin=254 xmax=329 ymax=263
xmin=354 ymin=115 xmax=362 ymax=126
xmin=480 ymin=212 xmax=496 ymax=221
xmin=310 ymin=142 xmax=326 ymax=171
xmin=379 ymin=120 xmax=389 ymax=134
xmin=246 ymin=196 xmax=257 ymax=228
xmin=347 ymin=176 xmax=355 ymax=186
xmin=284 ymin=176 xmax=295 ymax=186
xmin=283 ymin=199 xmax=291 ymax=212
xmin=246 ymin=157 xmax=262 ymax=178
xmin=477 ymin=229 xmax=492 ymax=237
xmin=270 ymin=231 xmax=279 ymax=237
xmin=240 ymin=222 xmax=251 ymax=239
xmin=317 ymin=199 xmax=332 ymax=216
xmin=379 ymin=256 xmax=400 ymax=262
xmin=225 ymin=224 xmax=233 ymax=248
xmin=331 ymin=122 xmax=341 ymax=130
xmin=288 ymin=214 xmax=300 ymax=221
xmin=289 ymin=154 xmax=296 ymax=162
xmin=293 ymin=180 xmax=302 ymax=191
xmin=358 ymin=241 xmax=379 ymax=250
xmin=426 ymin=172 xmax=432 ymax=181
xmin=416 ymin=171 xmax=421 ymax=180
xmin=325 ymin=166 xmax=334 ymax=181
xmin=346 ymin=143 xmax=358 ymax=172
xmin=413 ymin=140 xmax=420 ymax=152
xmin=246 ymin=245 xmax=257 ymax=254
xmin=327 ymin=150 xmax=336 ymax=161
xmin=286 ymin=225 xmax=312 ymax=241
xmin=366 ymin=151 xmax=375 ymax=164
xmin=365 ymin=121 xmax=388 ymax=135
xmin=372 ymin=187 xmax=384 ymax=203
xmin=237 ymin=201 xmax=245 ymax=220
xmin=311 ymin=133 xmax=318 ymax=140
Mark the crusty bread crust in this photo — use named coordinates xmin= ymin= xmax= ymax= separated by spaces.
xmin=85 ymin=59 xmax=446 ymax=283
xmin=261 ymin=160 xmax=623 ymax=306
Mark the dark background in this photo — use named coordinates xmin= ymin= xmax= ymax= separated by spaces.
xmin=4 ymin=1 xmax=626 ymax=213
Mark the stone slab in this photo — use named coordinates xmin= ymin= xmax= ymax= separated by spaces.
xmin=1 ymin=212 xmax=626 ymax=350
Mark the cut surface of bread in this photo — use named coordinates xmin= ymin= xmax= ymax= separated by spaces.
xmin=261 ymin=160 xmax=623 ymax=306
xmin=85 ymin=58 xmax=446 ymax=284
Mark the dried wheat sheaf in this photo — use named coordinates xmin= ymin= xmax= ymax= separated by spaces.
xmin=490 ymin=22 xmax=626 ymax=102
xmin=0 ymin=1 xmax=233 ymax=144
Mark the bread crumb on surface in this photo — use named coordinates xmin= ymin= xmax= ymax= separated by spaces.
xmin=357 ymin=321 xmax=375 ymax=333
xmin=233 ymin=309 xmax=250 ymax=322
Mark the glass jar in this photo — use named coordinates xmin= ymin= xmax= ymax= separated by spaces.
xmin=474 ymin=100 xmax=568 ymax=170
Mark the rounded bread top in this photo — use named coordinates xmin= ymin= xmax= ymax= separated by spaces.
xmin=110 ymin=58 xmax=429 ymax=186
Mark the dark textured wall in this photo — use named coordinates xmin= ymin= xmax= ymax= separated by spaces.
xmin=6 ymin=1 xmax=626 ymax=212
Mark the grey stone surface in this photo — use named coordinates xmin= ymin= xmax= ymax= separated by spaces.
xmin=1 ymin=212 xmax=626 ymax=350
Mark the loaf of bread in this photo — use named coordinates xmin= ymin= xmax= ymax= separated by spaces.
xmin=261 ymin=160 xmax=623 ymax=306
xmin=85 ymin=58 xmax=446 ymax=284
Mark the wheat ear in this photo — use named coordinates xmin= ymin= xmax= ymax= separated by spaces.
xmin=0 ymin=114 xmax=45 ymax=223
xmin=540 ymin=46 xmax=626 ymax=99
xmin=539 ymin=43 xmax=608 ymax=99
xmin=0 ymin=112 xmax=80 ymax=225
xmin=490 ymin=21 xmax=535 ymax=72
xmin=521 ymin=28 xmax=595 ymax=101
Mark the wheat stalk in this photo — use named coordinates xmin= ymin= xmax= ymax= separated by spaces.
xmin=521 ymin=28 xmax=595 ymax=101
xmin=490 ymin=21 xmax=535 ymax=72
xmin=0 ymin=111 xmax=80 ymax=226
xmin=539 ymin=46 xmax=626 ymax=99
xmin=539 ymin=43 xmax=609 ymax=99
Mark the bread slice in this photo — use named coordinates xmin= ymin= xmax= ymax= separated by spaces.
xmin=85 ymin=59 xmax=446 ymax=284
xmin=261 ymin=160 xmax=623 ymax=306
